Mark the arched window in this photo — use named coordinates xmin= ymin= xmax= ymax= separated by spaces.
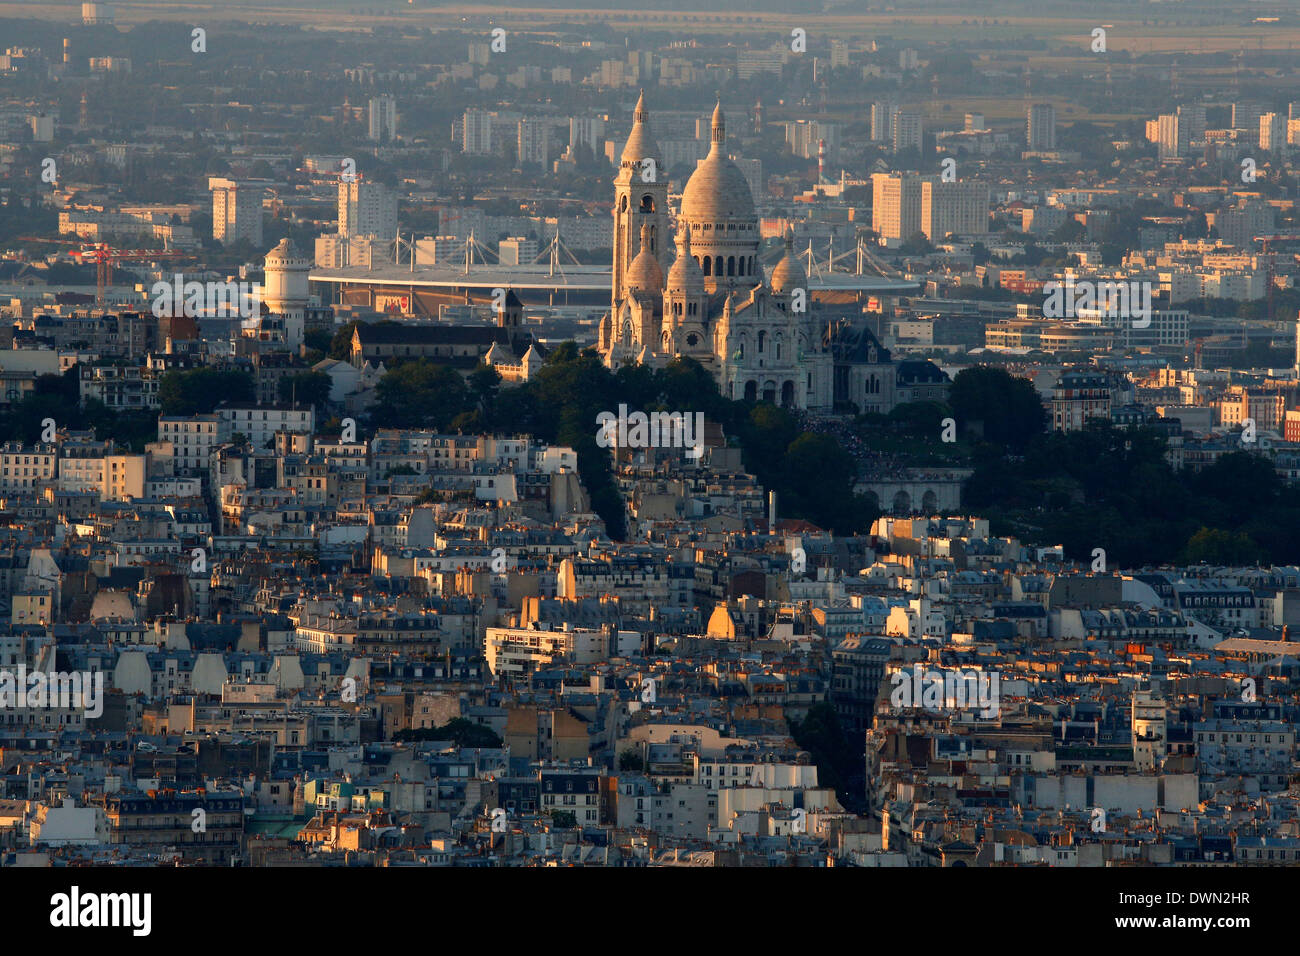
xmin=713 ymin=256 xmax=723 ymax=276
xmin=619 ymin=196 xmax=628 ymax=212
xmin=738 ymin=257 xmax=746 ymax=277
xmin=639 ymin=195 xmax=655 ymax=213
xmin=703 ymin=257 xmax=712 ymax=276
xmin=727 ymin=256 xmax=735 ymax=276
xmin=758 ymin=330 xmax=766 ymax=353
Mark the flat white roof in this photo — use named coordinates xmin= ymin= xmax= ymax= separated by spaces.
xmin=310 ymin=263 xmax=918 ymax=293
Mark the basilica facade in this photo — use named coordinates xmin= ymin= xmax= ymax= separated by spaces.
xmin=598 ymin=94 xmax=928 ymax=414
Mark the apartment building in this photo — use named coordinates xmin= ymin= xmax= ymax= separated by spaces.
xmin=158 ymin=414 xmax=220 ymax=478
xmin=209 ymin=177 xmax=263 ymax=246
xmin=0 ymin=441 xmax=57 ymax=493
xmin=921 ymin=179 xmax=989 ymax=238
xmin=337 ymin=179 xmax=398 ymax=240
xmin=219 ymin=405 xmax=314 ymax=450
xmin=103 ymin=789 xmax=244 ymax=864
xmin=57 ymin=445 xmax=146 ymax=500
xmin=871 ymin=172 xmax=924 ymax=242
xmin=1026 ymin=103 xmax=1057 ymax=151
xmin=1050 ymin=372 xmax=1111 ymax=432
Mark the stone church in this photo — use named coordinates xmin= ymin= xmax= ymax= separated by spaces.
xmin=598 ymin=93 xmax=943 ymax=414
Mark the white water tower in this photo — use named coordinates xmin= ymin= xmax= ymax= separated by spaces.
xmin=262 ymin=238 xmax=310 ymax=347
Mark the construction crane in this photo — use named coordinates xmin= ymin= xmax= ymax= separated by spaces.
xmin=16 ymin=237 xmax=190 ymax=307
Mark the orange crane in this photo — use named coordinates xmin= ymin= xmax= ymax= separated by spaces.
xmin=17 ymin=237 xmax=191 ymax=307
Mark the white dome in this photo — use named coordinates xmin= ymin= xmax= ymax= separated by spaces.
xmin=679 ymin=103 xmax=756 ymax=225
xmin=769 ymin=225 xmax=806 ymax=294
xmin=626 ymin=223 xmax=663 ymax=293
xmin=665 ymin=226 xmax=704 ymax=295
xmin=265 ymin=237 xmax=308 ymax=268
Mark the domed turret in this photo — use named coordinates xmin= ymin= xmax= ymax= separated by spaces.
xmin=665 ymin=225 xmax=704 ymax=296
xmin=626 ymin=223 xmax=663 ymax=293
xmin=769 ymin=225 xmax=806 ymax=294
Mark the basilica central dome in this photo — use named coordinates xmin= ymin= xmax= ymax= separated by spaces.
xmin=679 ymin=102 xmax=756 ymax=225
xmin=678 ymin=102 xmax=760 ymax=293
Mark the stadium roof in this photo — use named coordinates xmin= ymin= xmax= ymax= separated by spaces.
xmin=309 ymin=263 xmax=918 ymax=294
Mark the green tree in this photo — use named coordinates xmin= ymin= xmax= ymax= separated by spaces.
xmin=1184 ymin=527 xmax=1262 ymax=565
xmin=888 ymin=400 xmax=952 ymax=437
xmin=1050 ymin=218 xmax=1086 ymax=243
xmin=780 ymin=432 xmax=874 ymax=533
xmin=372 ymin=360 xmax=471 ymax=429
xmin=158 ymin=367 xmax=255 ymax=415
xmin=277 ymin=370 xmax=332 ymax=409
xmin=392 ymin=718 xmax=503 ymax=748
xmin=948 ymin=366 xmax=1046 ymax=449
xmin=618 ymin=749 xmax=644 ymax=772
xmin=899 ymin=231 xmax=934 ymax=256
xmin=657 ymin=356 xmax=730 ymax=422
xmin=549 ymin=810 xmax=578 ymax=828
xmin=789 ymin=703 xmax=858 ymax=809
xmin=737 ymin=403 xmax=799 ymax=484
xmin=304 ymin=329 xmax=333 ymax=354
xmin=466 ymin=362 xmax=502 ymax=421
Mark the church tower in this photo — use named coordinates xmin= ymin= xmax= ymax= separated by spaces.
xmin=495 ymin=287 xmax=523 ymax=329
xmin=625 ymin=222 xmax=664 ymax=351
xmin=662 ymin=224 xmax=709 ymax=358
xmin=612 ymin=90 xmax=669 ymax=310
